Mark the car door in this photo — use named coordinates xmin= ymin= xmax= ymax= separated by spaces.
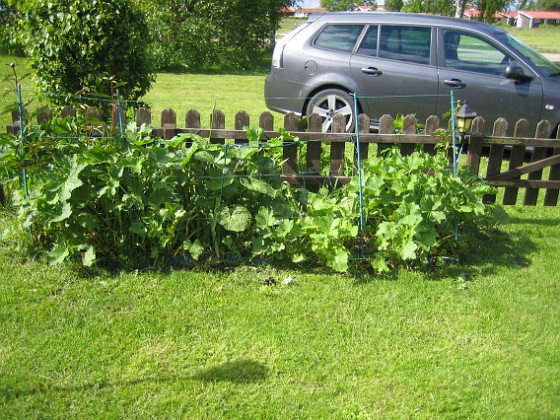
xmin=350 ymin=25 xmax=439 ymax=127
xmin=436 ymin=28 xmax=544 ymax=134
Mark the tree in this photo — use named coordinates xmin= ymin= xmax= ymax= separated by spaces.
xmin=134 ymin=0 xmax=297 ymax=71
xmin=384 ymin=0 xmax=403 ymax=11
xmin=0 ymin=0 xmax=23 ymax=54
xmin=20 ymin=0 xmax=154 ymax=105
xmin=385 ymin=0 xmax=404 ymax=11
xmin=402 ymin=0 xmax=454 ymax=15
xmin=321 ymin=0 xmax=368 ymax=10
xmin=536 ymin=0 xmax=560 ymax=9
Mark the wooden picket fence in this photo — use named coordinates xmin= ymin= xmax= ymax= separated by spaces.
xmin=5 ymin=107 xmax=560 ymax=206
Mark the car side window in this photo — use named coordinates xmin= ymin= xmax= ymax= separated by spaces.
xmin=356 ymin=25 xmax=379 ymax=56
xmin=314 ymin=25 xmax=365 ymax=52
xmin=379 ymin=26 xmax=431 ymax=65
xmin=443 ymin=29 xmax=513 ymax=76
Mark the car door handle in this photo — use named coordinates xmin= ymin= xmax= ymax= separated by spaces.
xmin=361 ymin=67 xmax=382 ymax=76
xmin=444 ymin=79 xmax=466 ymax=88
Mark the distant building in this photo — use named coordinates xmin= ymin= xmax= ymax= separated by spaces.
xmin=517 ymin=10 xmax=560 ymax=28
xmin=294 ymin=7 xmax=328 ymax=18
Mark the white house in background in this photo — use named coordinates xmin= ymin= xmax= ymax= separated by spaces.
xmin=294 ymin=7 xmax=327 ymax=17
xmin=517 ymin=10 xmax=560 ymax=28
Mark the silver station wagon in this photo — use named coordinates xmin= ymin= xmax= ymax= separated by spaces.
xmin=265 ymin=12 xmax=560 ymax=136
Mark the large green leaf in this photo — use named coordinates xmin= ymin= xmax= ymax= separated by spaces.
xmin=240 ymin=177 xmax=276 ymax=197
xmin=218 ymin=205 xmax=252 ymax=232
xmin=49 ymin=244 xmax=69 ymax=265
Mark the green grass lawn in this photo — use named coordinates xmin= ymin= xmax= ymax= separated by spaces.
xmin=1 ymin=205 xmax=559 ymax=418
xmin=505 ymin=25 xmax=560 ymax=53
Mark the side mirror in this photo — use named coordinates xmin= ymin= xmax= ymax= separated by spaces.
xmin=505 ymin=65 xmax=534 ymax=82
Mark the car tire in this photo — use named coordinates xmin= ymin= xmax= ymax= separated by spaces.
xmin=306 ymin=89 xmax=357 ymax=133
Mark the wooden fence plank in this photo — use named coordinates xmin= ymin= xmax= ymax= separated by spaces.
xmin=424 ymin=115 xmax=440 ymax=155
xmin=282 ymin=113 xmax=299 ymax=177
xmin=524 ymin=120 xmax=550 ymax=205
xmin=259 ymin=111 xmax=274 ymax=134
xmin=484 ymin=118 xmax=508 ymax=203
xmin=378 ymin=114 xmax=393 ymax=155
xmin=306 ymin=113 xmax=322 ymax=175
xmin=136 ymin=107 xmax=151 ymax=126
xmin=329 ymin=113 xmax=346 ymax=177
xmin=503 ymin=119 xmax=530 ymax=205
xmin=355 ymin=113 xmax=370 ymax=168
xmin=544 ymin=128 xmax=560 ymax=206
xmin=161 ymin=108 xmax=176 ymax=140
xmin=186 ymin=109 xmax=201 ymax=129
xmin=466 ymin=117 xmax=485 ymax=176
xmin=235 ymin=111 xmax=250 ymax=144
xmin=401 ymin=114 xmax=417 ymax=155
xmin=211 ymin=109 xmax=225 ymax=144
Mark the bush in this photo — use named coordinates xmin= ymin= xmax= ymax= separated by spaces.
xmin=0 ymin=117 xmax=500 ymax=272
xmin=19 ymin=0 xmax=154 ymax=105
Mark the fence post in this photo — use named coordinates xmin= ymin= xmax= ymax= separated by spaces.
xmin=544 ymin=127 xmax=560 ymax=206
xmin=283 ymin=112 xmax=299 ymax=177
xmin=61 ymin=105 xmax=76 ymax=118
xmin=401 ymin=114 xmax=417 ymax=156
xmin=211 ymin=109 xmax=225 ymax=144
xmin=378 ymin=114 xmax=393 ymax=156
xmin=136 ymin=107 xmax=152 ymax=126
xmin=235 ymin=111 xmax=250 ymax=145
xmin=186 ymin=109 xmax=201 ymax=129
xmin=503 ymin=119 xmax=530 ymax=205
xmin=524 ymin=120 xmax=551 ymax=205
xmin=483 ymin=118 xmax=508 ymax=203
xmin=466 ymin=116 xmax=485 ymax=175
xmin=355 ymin=113 xmax=370 ymax=168
xmin=329 ymin=113 xmax=346 ymax=177
xmin=259 ymin=111 xmax=274 ymax=141
xmin=424 ymin=115 xmax=440 ymax=155
xmin=306 ymin=113 xmax=322 ymax=175
xmin=161 ymin=108 xmax=177 ymax=140
xmin=36 ymin=107 xmax=52 ymax=125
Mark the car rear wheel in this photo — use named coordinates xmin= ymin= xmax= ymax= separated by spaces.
xmin=306 ymin=89 xmax=356 ymax=132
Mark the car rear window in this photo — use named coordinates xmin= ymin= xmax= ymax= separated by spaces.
xmin=314 ymin=24 xmax=365 ymax=52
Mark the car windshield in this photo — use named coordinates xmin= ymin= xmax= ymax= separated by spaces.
xmin=499 ymin=31 xmax=560 ymax=77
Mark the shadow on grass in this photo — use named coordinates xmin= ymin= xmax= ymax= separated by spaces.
xmin=191 ymin=359 xmax=268 ymax=383
xmin=351 ymin=223 xmax=539 ymax=284
xmin=0 ymin=359 xmax=267 ymax=401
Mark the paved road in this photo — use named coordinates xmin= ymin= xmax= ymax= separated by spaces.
xmin=544 ymin=53 xmax=560 ymax=64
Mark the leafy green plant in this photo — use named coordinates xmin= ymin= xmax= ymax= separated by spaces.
xmin=351 ymin=145 xmax=497 ymax=272
xmin=0 ymin=114 xmax=501 ymax=272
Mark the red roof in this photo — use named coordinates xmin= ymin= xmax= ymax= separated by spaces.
xmin=518 ymin=10 xmax=560 ymax=19
xmin=295 ymin=7 xmax=328 ymax=13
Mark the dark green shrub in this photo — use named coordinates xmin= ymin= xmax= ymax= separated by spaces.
xmin=20 ymin=0 xmax=154 ymax=105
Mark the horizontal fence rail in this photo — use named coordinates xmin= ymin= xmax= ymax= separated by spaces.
xmin=6 ymin=107 xmax=560 ymax=206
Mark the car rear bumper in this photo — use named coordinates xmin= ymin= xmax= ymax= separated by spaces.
xmin=264 ymin=70 xmax=307 ymax=116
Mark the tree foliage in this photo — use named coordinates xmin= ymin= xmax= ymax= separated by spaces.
xmin=385 ymin=0 xmax=404 ymax=11
xmin=134 ymin=0 xmax=297 ymax=71
xmin=536 ymin=0 xmax=560 ymax=10
xmin=19 ymin=0 xmax=154 ymax=105
xmin=321 ymin=0 xmax=376 ymax=10
xmin=402 ymin=0 xmax=455 ymax=16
